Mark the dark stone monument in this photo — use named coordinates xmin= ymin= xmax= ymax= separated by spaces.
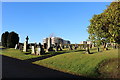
xmin=46 ymin=37 xmax=54 ymax=52
xmin=69 ymin=45 xmax=73 ymax=50
xmin=86 ymin=44 xmax=90 ymax=54
xmin=36 ymin=43 xmax=45 ymax=55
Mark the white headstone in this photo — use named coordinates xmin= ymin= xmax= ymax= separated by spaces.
xmin=47 ymin=37 xmax=51 ymax=49
xmin=23 ymin=41 xmax=27 ymax=52
xmin=15 ymin=44 xmax=18 ymax=49
xmin=36 ymin=48 xmax=41 ymax=55
xmin=31 ymin=46 xmax=35 ymax=54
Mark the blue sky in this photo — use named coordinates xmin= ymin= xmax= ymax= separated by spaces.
xmin=2 ymin=2 xmax=110 ymax=44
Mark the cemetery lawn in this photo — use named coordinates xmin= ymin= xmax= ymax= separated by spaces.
xmin=0 ymin=48 xmax=119 ymax=78
xmin=0 ymin=48 xmax=78 ymax=60
xmin=33 ymin=48 xmax=119 ymax=78
xmin=0 ymin=48 xmax=40 ymax=60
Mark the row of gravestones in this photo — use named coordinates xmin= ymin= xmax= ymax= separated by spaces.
xmin=15 ymin=43 xmax=93 ymax=54
xmin=14 ymin=36 xmax=94 ymax=55
xmin=15 ymin=42 xmax=45 ymax=55
xmin=31 ymin=43 xmax=45 ymax=55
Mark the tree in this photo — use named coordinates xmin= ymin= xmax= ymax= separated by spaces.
xmin=88 ymin=1 xmax=120 ymax=46
xmin=1 ymin=31 xmax=9 ymax=47
xmin=7 ymin=31 xmax=19 ymax=48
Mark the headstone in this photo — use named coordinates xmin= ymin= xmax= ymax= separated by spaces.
xmin=43 ymin=43 xmax=47 ymax=49
xmin=55 ymin=43 xmax=58 ymax=52
xmin=79 ymin=45 xmax=82 ymax=49
xmin=36 ymin=43 xmax=45 ymax=55
xmin=59 ymin=44 xmax=63 ymax=51
xmin=62 ymin=45 xmax=64 ymax=49
xmin=69 ymin=45 xmax=73 ymax=50
xmin=86 ymin=45 xmax=90 ymax=54
xmin=65 ymin=45 xmax=69 ymax=48
xmin=15 ymin=44 xmax=18 ymax=49
xmin=31 ymin=46 xmax=35 ymax=55
xmin=46 ymin=37 xmax=54 ymax=52
xmin=74 ymin=44 xmax=78 ymax=50
xmin=36 ymin=48 xmax=41 ymax=55
xmin=23 ymin=41 xmax=27 ymax=52
xmin=23 ymin=36 xmax=29 ymax=52
xmin=19 ymin=45 xmax=23 ymax=51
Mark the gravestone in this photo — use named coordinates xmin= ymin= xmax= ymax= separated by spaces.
xmin=19 ymin=45 xmax=23 ymax=51
xmin=43 ymin=43 xmax=47 ymax=49
xmin=23 ymin=36 xmax=29 ymax=52
xmin=15 ymin=44 xmax=18 ymax=49
xmin=66 ymin=45 xmax=69 ymax=48
xmin=62 ymin=45 xmax=64 ymax=49
xmin=74 ymin=44 xmax=78 ymax=50
xmin=79 ymin=45 xmax=81 ymax=49
xmin=55 ymin=43 xmax=58 ymax=52
xmin=69 ymin=45 xmax=73 ymax=50
xmin=23 ymin=41 xmax=27 ymax=52
xmin=36 ymin=43 xmax=45 ymax=55
xmin=59 ymin=44 xmax=63 ymax=51
xmin=86 ymin=44 xmax=90 ymax=54
xmin=31 ymin=46 xmax=35 ymax=55
xmin=46 ymin=37 xmax=54 ymax=52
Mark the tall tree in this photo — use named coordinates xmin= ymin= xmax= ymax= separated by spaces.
xmin=88 ymin=1 xmax=120 ymax=45
xmin=7 ymin=31 xmax=19 ymax=48
xmin=1 ymin=31 xmax=9 ymax=47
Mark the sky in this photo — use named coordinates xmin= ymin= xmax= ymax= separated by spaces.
xmin=2 ymin=2 xmax=111 ymax=44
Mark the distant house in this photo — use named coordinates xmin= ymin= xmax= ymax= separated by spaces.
xmin=80 ymin=41 xmax=87 ymax=44
xmin=43 ymin=37 xmax=71 ymax=45
xmin=80 ymin=41 xmax=92 ymax=44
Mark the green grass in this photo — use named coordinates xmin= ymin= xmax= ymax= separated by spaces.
xmin=0 ymin=48 xmax=40 ymax=60
xmin=33 ymin=48 xmax=118 ymax=78
xmin=0 ymin=48 xmax=81 ymax=60
xmin=98 ymin=58 xmax=119 ymax=78
xmin=0 ymin=47 xmax=119 ymax=78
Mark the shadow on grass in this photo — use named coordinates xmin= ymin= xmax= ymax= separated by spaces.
xmin=0 ymin=48 xmax=6 ymax=50
xmin=24 ymin=52 xmax=31 ymax=55
xmin=24 ymin=49 xmax=87 ymax=63
xmin=74 ymin=50 xmax=86 ymax=52
xmin=24 ymin=51 xmax=69 ymax=63
xmin=2 ymin=55 xmax=88 ymax=79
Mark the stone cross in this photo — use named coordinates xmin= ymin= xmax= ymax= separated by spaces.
xmin=26 ymin=36 xmax=29 ymax=42
xmin=23 ymin=36 xmax=29 ymax=52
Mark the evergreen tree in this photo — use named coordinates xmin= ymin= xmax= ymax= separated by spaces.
xmin=1 ymin=31 xmax=9 ymax=47
xmin=7 ymin=31 xmax=19 ymax=48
